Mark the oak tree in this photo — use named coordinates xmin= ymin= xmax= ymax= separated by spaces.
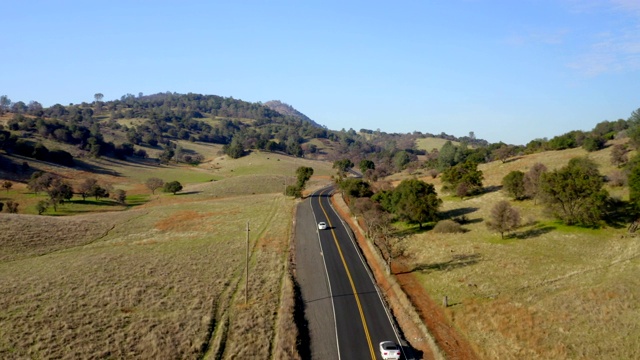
xmin=540 ymin=157 xmax=608 ymax=226
xmin=295 ymin=166 xmax=314 ymax=188
xmin=385 ymin=178 xmax=442 ymax=228
xmin=78 ymin=178 xmax=98 ymax=201
xmin=163 ymin=181 xmax=183 ymax=195
xmin=441 ymin=161 xmax=483 ymax=197
xmin=502 ymin=171 xmax=526 ymax=200
xmin=47 ymin=178 xmax=74 ymax=211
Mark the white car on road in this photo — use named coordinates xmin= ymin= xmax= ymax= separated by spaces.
xmin=318 ymin=222 xmax=327 ymax=230
xmin=379 ymin=341 xmax=401 ymax=359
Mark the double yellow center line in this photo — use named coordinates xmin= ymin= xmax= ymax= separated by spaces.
xmin=317 ymin=189 xmax=376 ymax=360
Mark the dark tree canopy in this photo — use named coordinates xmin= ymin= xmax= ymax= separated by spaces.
xmin=627 ymin=154 xmax=640 ymax=210
xmin=333 ymin=158 xmax=354 ymax=176
xmin=78 ymin=178 xmax=98 ymax=201
xmin=502 ymin=170 xmax=526 ymax=200
xmin=47 ymin=178 xmax=74 ymax=211
xmin=89 ymin=184 xmax=109 ymax=201
xmin=441 ymin=161 xmax=484 ymax=197
xmin=359 ymin=159 xmax=375 ymax=173
xmin=540 ymin=157 xmax=608 ymax=226
xmin=339 ymin=178 xmax=373 ymax=198
xmin=295 ymin=166 xmax=314 ymax=188
xmin=163 ymin=181 xmax=183 ymax=195
xmin=373 ymin=178 xmax=441 ymax=228
xmin=223 ymin=139 xmax=245 ymax=159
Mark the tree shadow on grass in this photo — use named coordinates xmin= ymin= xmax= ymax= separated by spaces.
xmin=483 ymin=185 xmax=502 ymax=194
xmin=68 ymin=199 xmax=120 ymax=206
xmin=74 ymin=159 xmax=121 ymax=176
xmin=440 ymin=207 xmax=479 ymax=219
xmin=395 ymin=223 xmax=435 ymax=237
xmin=125 ymin=198 xmax=149 ymax=207
xmin=502 ymin=156 xmax=523 ymax=164
xmin=510 ymin=224 xmax=556 ymax=239
xmin=603 ymin=199 xmax=637 ymax=229
xmin=395 ymin=253 xmax=482 ymax=275
xmin=175 ymin=191 xmax=202 ymax=196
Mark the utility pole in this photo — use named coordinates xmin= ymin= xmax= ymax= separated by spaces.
xmin=245 ymin=221 xmax=250 ymax=305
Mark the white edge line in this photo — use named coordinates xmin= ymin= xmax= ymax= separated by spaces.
xmin=310 ymin=188 xmax=341 ymax=360
xmin=327 ymin=192 xmax=409 ymax=359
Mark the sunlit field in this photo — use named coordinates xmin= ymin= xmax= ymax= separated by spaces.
xmin=0 ymin=147 xmax=332 ymax=359
xmin=398 ymin=141 xmax=640 ymax=359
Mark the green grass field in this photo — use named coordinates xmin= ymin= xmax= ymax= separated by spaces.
xmin=0 ymin=145 xmax=332 ymax=359
xmin=396 ymin=141 xmax=640 ymax=359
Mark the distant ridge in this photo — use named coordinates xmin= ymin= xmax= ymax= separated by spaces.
xmin=264 ymin=100 xmax=321 ymax=128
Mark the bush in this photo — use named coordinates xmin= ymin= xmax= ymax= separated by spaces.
xmin=607 ymin=170 xmax=627 ymax=187
xmin=163 ymin=181 xmax=183 ymax=195
xmin=285 ymin=185 xmax=302 ymax=198
xmin=433 ymin=220 xmax=464 ymax=233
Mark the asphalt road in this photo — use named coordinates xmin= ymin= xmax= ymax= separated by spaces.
xmin=295 ymin=186 xmax=406 ymax=360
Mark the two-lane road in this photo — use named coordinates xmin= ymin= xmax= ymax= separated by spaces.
xmin=298 ymin=186 xmax=406 ymax=359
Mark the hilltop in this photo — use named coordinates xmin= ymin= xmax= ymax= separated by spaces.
xmin=263 ymin=100 xmax=321 ymax=128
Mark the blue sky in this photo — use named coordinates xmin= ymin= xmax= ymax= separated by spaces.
xmin=3 ymin=0 xmax=639 ymax=145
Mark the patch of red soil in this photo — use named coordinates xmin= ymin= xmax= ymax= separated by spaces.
xmin=155 ymin=210 xmax=213 ymax=231
xmin=331 ymin=194 xmax=478 ymax=360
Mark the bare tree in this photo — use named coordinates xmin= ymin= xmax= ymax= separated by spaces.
xmin=523 ymin=163 xmax=547 ymax=203
xmin=77 ymin=178 xmax=98 ymax=201
xmin=352 ymin=198 xmax=405 ymax=273
xmin=493 ymin=145 xmax=515 ymax=163
xmin=112 ymin=189 xmax=127 ymax=204
xmin=2 ymin=180 xmax=12 ymax=193
xmin=5 ymin=200 xmax=19 ymax=213
xmin=486 ymin=200 xmax=521 ymax=239
xmin=610 ymin=144 xmax=628 ymax=168
xmin=94 ymin=93 xmax=104 ymax=114
xmin=36 ymin=200 xmax=49 ymax=215
xmin=27 ymin=172 xmax=54 ymax=195
xmin=145 ymin=177 xmax=164 ymax=194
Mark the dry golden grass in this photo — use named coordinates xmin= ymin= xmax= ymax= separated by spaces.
xmin=416 ymin=137 xmax=461 ymax=152
xmin=0 ymin=194 xmax=296 ymax=359
xmin=0 ymin=141 xmax=330 ymax=359
xmin=394 ymin=142 xmax=640 ymax=359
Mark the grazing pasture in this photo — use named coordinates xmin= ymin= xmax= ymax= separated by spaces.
xmin=397 ymin=142 xmax=640 ymax=359
xmin=0 ymin=149 xmax=332 ymax=359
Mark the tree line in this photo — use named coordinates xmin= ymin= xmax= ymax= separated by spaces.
xmin=0 ymin=175 xmax=185 ymax=215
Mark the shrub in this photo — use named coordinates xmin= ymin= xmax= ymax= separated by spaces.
xmin=433 ymin=220 xmax=464 ymax=233
xmin=163 ymin=181 xmax=183 ymax=195
xmin=607 ymin=170 xmax=627 ymax=187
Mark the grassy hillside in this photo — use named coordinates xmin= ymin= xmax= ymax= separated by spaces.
xmin=0 ymin=146 xmax=332 ymax=359
xmin=394 ymin=141 xmax=640 ymax=359
xmin=416 ymin=137 xmax=461 ymax=152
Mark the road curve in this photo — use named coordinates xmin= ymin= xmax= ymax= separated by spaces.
xmin=296 ymin=186 xmax=406 ymax=359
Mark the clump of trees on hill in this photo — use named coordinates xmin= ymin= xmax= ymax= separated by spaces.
xmin=285 ymin=166 xmax=314 ymax=198
xmin=499 ymin=157 xmax=615 ymax=228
